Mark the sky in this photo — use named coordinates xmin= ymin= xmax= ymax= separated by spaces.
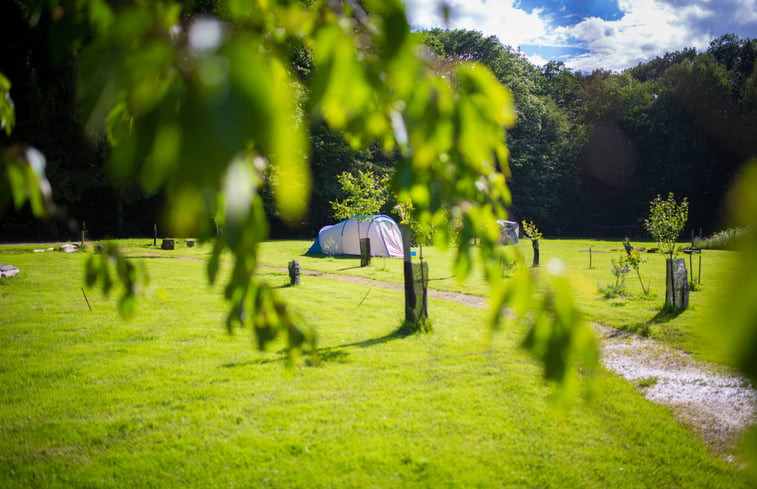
xmin=405 ymin=0 xmax=757 ymax=72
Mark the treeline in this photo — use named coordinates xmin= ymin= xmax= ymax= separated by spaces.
xmin=1 ymin=0 xmax=755 ymax=241
xmin=420 ymin=30 xmax=757 ymax=237
xmin=272 ymin=29 xmax=757 ymax=238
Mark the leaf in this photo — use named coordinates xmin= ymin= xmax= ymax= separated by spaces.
xmin=3 ymin=146 xmax=52 ymax=218
xmin=0 ymin=73 xmax=15 ymax=136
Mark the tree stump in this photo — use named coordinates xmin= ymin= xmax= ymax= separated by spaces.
xmin=665 ymin=258 xmax=689 ymax=310
xmin=161 ymin=239 xmax=175 ymax=250
xmin=288 ymin=260 xmax=300 ymax=286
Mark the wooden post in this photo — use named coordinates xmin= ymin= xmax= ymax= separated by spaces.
xmin=154 ymin=224 xmax=157 ymax=247
xmin=360 ymin=238 xmax=371 ymax=267
xmin=698 ymin=253 xmax=702 ymax=284
xmin=589 ymin=247 xmax=593 ymax=269
xmin=401 ymin=225 xmax=416 ymax=323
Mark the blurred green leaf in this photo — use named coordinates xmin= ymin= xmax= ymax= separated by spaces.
xmin=85 ymin=243 xmax=148 ymax=319
xmin=2 ymin=146 xmax=52 ymax=218
xmin=0 ymin=73 xmax=15 ymax=137
xmin=707 ymin=161 xmax=757 ymax=382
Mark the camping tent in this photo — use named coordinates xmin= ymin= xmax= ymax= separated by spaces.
xmin=307 ymin=215 xmax=404 ymax=258
xmin=497 ymin=220 xmax=520 ymax=245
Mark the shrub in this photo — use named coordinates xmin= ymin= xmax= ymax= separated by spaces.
xmin=644 ymin=193 xmax=688 ymax=260
xmin=600 ymin=255 xmax=631 ymax=298
xmin=694 ymin=227 xmax=747 ymax=250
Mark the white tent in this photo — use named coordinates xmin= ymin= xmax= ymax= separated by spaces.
xmin=307 ymin=215 xmax=404 ymax=258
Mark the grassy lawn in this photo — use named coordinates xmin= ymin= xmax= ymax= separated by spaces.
xmin=0 ymin=242 xmax=751 ymax=487
xmin=74 ymin=237 xmax=737 ymax=361
xmin=235 ymin=237 xmax=731 ymax=362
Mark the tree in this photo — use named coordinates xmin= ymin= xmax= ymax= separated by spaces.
xmin=331 ymin=169 xmax=388 ymax=265
xmin=421 ymin=29 xmax=579 ymax=234
xmin=644 ymin=193 xmax=689 ymax=260
xmin=331 ymin=170 xmax=388 ymax=221
xmin=644 ymin=193 xmax=690 ymax=310
xmin=521 ymin=220 xmax=542 ymax=268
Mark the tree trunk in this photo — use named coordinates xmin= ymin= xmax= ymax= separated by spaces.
xmin=531 ymin=239 xmax=540 ymax=268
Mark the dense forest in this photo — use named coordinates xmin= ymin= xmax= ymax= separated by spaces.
xmin=1 ymin=0 xmax=755 ymax=241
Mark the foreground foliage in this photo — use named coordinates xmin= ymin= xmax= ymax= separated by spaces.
xmin=0 ymin=0 xmax=597 ymax=395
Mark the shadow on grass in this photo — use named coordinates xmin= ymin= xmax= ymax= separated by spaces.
xmin=300 ymin=254 xmax=365 ymax=271
xmin=221 ymin=357 xmax=281 ymax=368
xmin=126 ymin=255 xmax=174 ymax=260
xmin=320 ymin=322 xmax=415 ymax=352
xmin=337 ymin=265 xmax=363 ymax=271
xmin=222 ymin=322 xmax=416 ymax=368
xmin=615 ymin=306 xmax=685 ymax=338
xmin=615 ymin=322 xmax=652 ymax=338
xmin=649 ymin=306 xmax=684 ymax=324
xmin=300 ymin=254 xmax=355 ymax=261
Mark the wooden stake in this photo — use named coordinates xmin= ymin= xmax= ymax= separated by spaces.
xmin=81 ymin=287 xmax=92 ymax=311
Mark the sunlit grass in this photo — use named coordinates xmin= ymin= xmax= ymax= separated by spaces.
xmin=80 ymin=236 xmax=736 ymax=361
xmin=0 ymin=245 xmax=750 ymax=487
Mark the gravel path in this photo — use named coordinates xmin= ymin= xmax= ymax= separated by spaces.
xmin=597 ymin=325 xmax=756 ymax=458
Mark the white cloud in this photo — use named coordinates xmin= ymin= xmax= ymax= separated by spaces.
xmin=406 ymin=0 xmax=757 ymax=71
xmin=406 ymin=0 xmax=557 ymax=48
xmin=558 ymin=0 xmax=717 ymax=71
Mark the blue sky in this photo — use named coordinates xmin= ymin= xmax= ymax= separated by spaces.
xmin=405 ymin=0 xmax=757 ymax=72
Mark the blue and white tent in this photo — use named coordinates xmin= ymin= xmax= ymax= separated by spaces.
xmin=307 ymin=215 xmax=404 ymax=258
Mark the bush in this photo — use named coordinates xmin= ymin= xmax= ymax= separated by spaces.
xmin=694 ymin=227 xmax=747 ymax=250
xmin=599 ymin=255 xmax=631 ymax=298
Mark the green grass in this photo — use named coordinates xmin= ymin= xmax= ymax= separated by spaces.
xmin=0 ymin=243 xmax=751 ymax=487
xmin=88 ymin=237 xmax=736 ymax=361
xmin=43 ymin=237 xmax=736 ymax=361
xmin=248 ymin=237 xmax=731 ymax=363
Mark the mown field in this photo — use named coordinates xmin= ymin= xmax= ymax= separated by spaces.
xmin=0 ymin=239 xmax=750 ymax=488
